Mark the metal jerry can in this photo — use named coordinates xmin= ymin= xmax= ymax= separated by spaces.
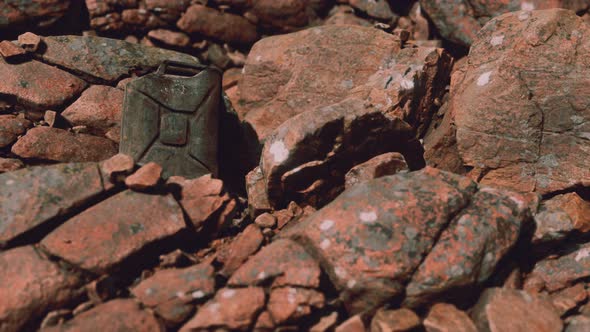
xmin=120 ymin=61 xmax=222 ymax=179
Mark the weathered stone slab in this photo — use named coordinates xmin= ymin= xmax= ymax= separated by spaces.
xmin=0 ymin=162 xmax=104 ymax=246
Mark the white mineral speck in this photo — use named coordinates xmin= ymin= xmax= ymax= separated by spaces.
xmin=320 ymin=239 xmax=331 ymax=249
xmin=477 ymin=71 xmax=493 ymax=86
xmin=208 ymin=303 xmax=221 ymax=313
xmin=400 ymin=78 xmax=415 ymax=90
xmin=287 ymin=288 xmax=297 ymax=303
xmin=490 ymin=35 xmax=504 ymax=46
xmin=359 ymin=211 xmax=377 ymax=224
xmin=575 ymin=248 xmax=590 ymax=261
xmin=521 ymin=2 xmax=535 ymax=11
xmin=334 ymin=267 xmax=347 ymax=278
xmin=320 ymin=219 xmax=335 ymax=231
xmin=269 ymin=140 xmax=289 ymax=163
xmin=192 ymin=290 xmax=206 ymax=299
xmin=222 ymin=289 xmax=236 ymax=299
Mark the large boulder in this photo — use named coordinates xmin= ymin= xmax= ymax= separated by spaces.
xmin=0 ymin=57 xmax=87 ymax=113
xmin=404 ymin=187 xmax=530 ymax=306
xmin=0 ymin=0 xmax=72 ymax=30
xmin=37 ymin=35 xmax=200 ymax=83
xmin=257 ymin=98 xmax=425 ymax=209
xmin=61 ymin=85 xmax=124 ymax=136
xmin=420 ymin=0 xmax=589 ymax=47
xmin=40 ymin=190 xmax=186 ymax=274
xmin=471 ymin=288 xmax=562 ymax=332
xmin=238 ymin=24 xmax=452 ymax=141
xmin=0 ymin=162 xmax=105 ymax=247
xmin=42 ymin=299 xmax=164 ymax=332
xmin=11 ymin=127 xmax=118 ymax=163
xmin=282 ymin=167 xmax=530 ymax=313
xmin=177 ymin=5 xmax=258 ymax=45
xmin=434 ymin=9 xmax=590 ymax=195
xmin=0 ymin=246 xmax=83 ymax=332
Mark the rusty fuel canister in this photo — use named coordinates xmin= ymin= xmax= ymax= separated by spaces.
xmin=120 ymin=60 xmax=222 ymax=179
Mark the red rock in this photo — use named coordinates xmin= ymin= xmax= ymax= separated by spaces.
xmin=177 ymin=5 xmax=258 ymax=45
xmin=348 ymin=0 xmax=396 ymax=21
xmin=335 ymin=315 xmax=365 ymax=332
xmin=260 ymin=98 xmax=423 ymax=209
xmin=550 ymin=283 xmax=587 ymax=316
xmin=0 ymin=157 xmax=24 ymax=172
xmin=44 ymin=110 xmax=57 ymax=127
xmin=216 ymin=224 xmax=264 ymax=277
xmin=124 ymin=162 xmax=162 ymax=190
xmin=0 ymin=57 xmax=87 ymax=112
xmin=267 ymin=287 xmax=325 ymax=325
xmin=40 ymin=190 xmax=186 ymax=274
xmin=99 ymin=153 xmax=135 ymax=183
xmin=344 ymin=152 xmax=408 ymax=189
xmin=151 ymin=298 xmax=194 ymax=328
xmin=246 ymin=166 xmax=271 ymax=218
xmin=533 ymin=193 xmax=590 ymax=244
xmin=281 ymin=167 xmax=477 ymax=313
xmin=42 ymin=299 xmax=164 ymax=332
xmin=89 ymin=12 xmax=124 ymax=31
xmin=471 ymin=288 xmax=562 ymax=332
xmin=147 ymin=29 xmax=191 ymax=47
xmin=85 ymin=276 xmax=119 ymax=304
xmin=423 ymin=303 xmax=477 ymax=332
xmin=0 ymin=0 xmax=72 ymax=29
xmin=173 ymin=174 xmax=233 ymax=232
xmin=310 ymin=312 xmax=339 ymax=332
xmin=179 ymin=287 xmax=266 ymax=331
xmin=370 ymin=308 xmax=421 ymax=332
xmin=239 ymin=24 xmax=451 ymax=140
xmin=61 ymin=85 xmax=124 ymax=135
xmin=145 ymin=0 xmax=190 ymax=22
xmin=404 ymin=187 xmax=530 ymax=306
xmin=450 ymin=9 xmax=590 ymax=195
xmin=423 ymin=100 xmax=465 ymax=174
xmin=0 ymin=114 xmax=31 ymax=148
xmin=420 ymin=0 xmax=589 ymax=47
xmin=526 ymin=244 xmax=590 ymax=292
xmin=121 ymin=9 xmax=165 ymax=29
xmin=274 ymin=201 xmax=315 ymax=230
xmin=40 ymin=309 xmax=72 ymax=329
xmin=0 ymin=162 xmax=104 ymax=246
xmin=324 ymin=5 xmax=373 ymax=27
xmin=228 ymin=238 xmax=321 ymax=288
xmin=0 ymin=246 xmax=83 ymax=332
xmin=18 ymin=32 xmax=42 ymax=52
xmin=254 ymin=212 xmax=277 ymax=228
xmin=39 ymin=35 xmax=200 ymax=83
xmin=566 ymin=315 xmax=590 ymax=332
xmin=250 ymin=0 xmax=320 ymax=31
xmin=132 ymin=262 xmax=215 ymax=307
xmin=223 ymin=67 xmax=242 ymax=90
xmin=11 ymin=127 xmax=118 ymax=162
xmin=254 ymin=311 xmax=275 ymax=330
xmin=0 ymin=41 xmax=26 ymax=59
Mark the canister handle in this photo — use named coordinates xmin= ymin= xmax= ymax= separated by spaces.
xmin=156 ymin=60 xmax=222 ymax=76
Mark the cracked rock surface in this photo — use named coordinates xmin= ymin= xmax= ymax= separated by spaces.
xmin=449 ymin=9 xmax=590 ymax=195
xmin=1 ymin=3 xmax=590 ymax=332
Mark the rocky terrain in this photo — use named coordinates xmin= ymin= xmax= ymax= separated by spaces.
xmin=1 ymin=1 xmax=590 ymax=331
